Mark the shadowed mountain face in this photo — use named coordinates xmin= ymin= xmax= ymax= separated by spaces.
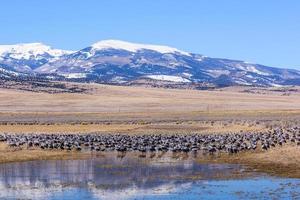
xmin=1 ymin=40 xmax=300 ymax=87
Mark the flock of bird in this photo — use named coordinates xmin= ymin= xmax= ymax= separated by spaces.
xmin=0 ymin=127 xmax=299 ymax=154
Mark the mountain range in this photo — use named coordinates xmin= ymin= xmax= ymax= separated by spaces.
xmin=1 ymin=40 xmax=300 ymax=88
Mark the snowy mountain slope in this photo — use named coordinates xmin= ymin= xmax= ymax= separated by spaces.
xmin=145 ymin=75 xmax=191 ymax=83
xmin=0 ymin=43 xmax=73 ymax=72
xmin=0 ymin=43 xmax=71 ymax=59
xmin=1 ymin=40 xmax=300 ymax=87
xmin=91 ymin=40 xmax=190 ymax=56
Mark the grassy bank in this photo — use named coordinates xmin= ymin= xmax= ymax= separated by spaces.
xmin=196 ymin=145 xmax=300 ymax=178
xmin=0 ymin=142 xmax=299 ymax=178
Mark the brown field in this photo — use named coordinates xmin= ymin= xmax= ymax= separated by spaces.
xmin=0 ymin=83 xmax=300 ymax=133
xmin=0 ymin=122 xmax=266 ymax=134
xmin=0 ymin=83 xmax=299 ymax=177
xmin=0 ymin=83 xmax=300 ymax=124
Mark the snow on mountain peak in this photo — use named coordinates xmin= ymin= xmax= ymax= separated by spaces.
xmin=0 ymin=43 xmax=73 ymax=59
xmin=91 ymin=40 xmax=190 ymax=56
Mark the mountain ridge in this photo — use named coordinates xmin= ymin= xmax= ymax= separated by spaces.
xmin=1 ymin=40 xmax=300 ymax=88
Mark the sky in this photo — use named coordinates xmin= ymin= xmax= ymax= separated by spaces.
xmin=0 ymin=0 xmax=299 ymax=69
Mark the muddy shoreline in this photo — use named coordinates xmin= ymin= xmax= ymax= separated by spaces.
xmin=0 ymin=143 xmax=299 ymax=178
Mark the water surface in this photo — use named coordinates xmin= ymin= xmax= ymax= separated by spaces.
xmin=0 ymin=154 xmax=299 ymax=200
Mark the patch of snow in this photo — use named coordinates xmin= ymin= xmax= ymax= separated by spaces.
xmin=35 ymin=65 xmax=57 ymax=73
xmin=91 ymin=40 xmax=191 ymax=56
xmin=82 ymin=51 xmax=92 ymax=58
xmin=234 ymin=79 xmax=252 ymax=86
xmin=0 ymin=68 xmax=20 ymax=76
xmin=110 ymin=76 xmax=127 ymax=83
xmin=269 ymin=83 xmax=283 ymax=87
xmin=182 ymin=72 xmax=192 ymax=78
xmin=45 ymin=75 xmax=56 ymax=80
xmin=246 ymin=66 xmax=269 ymax=76
xmin=207 ymin=69 xmax=230 ymax=78
xmin=146 ymin=75 xmax=191 ymax=83
xmin=236 ymin=64 xmax=270 ymax=76
xmin=60 ymin=73 xmax=87 ymax=79
xmin=196 ymin=58 xmax=204 ymax=62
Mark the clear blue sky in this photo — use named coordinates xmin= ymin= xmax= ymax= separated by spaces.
xmin=1 ymin=0 xmax=299 ymax=69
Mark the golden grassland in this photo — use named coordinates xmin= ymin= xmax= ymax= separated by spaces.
xmin=0 ymin=143 xmax=84 ymax=163
xmin=0 ymin=84 xmax=300 ymax=119
xmin=0 ymin=84 xmax=299 ymax=177
xmin=0 ymin=121 xmax=266 ymax=134
xmin=0 ymin=83 xmax=299 ymax=133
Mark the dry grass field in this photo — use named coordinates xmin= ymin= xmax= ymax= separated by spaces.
xmin=0 ymin=83 xmax=299 ymax=133
xmin=0 ymin=83 xmax=300 ymax=125
xmin=0 ymin=83 xmax=299 ymax=177
xmin=1 ymin=83 xmax=300 ymax=114
xmin=0 ymin=121 xmax=266 ymax=134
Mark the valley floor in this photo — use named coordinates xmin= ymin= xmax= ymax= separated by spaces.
xmin=0 ymin=83 xmax=299 ymax=177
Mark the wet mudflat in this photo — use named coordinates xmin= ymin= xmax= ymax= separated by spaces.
xmin=0 ymin=153 xmax=299 ymax=200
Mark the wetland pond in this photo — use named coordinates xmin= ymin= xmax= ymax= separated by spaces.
xmin=0 ymin=153 xmax=299 ymax=200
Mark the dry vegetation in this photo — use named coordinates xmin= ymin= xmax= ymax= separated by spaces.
xmin=0 ymin=83 xmax=300 ymax=116
xmin=0 ymin=142 xmax=86 ymax=164
xmin=0 ymin=83 xmax=299 ymax=125
xmin=0 ymin=121 xmax=266 ymax=134
xmin=197 ymin=145 xmax=300 ymax=178
xmin=0 ymin=83 xmax=299 ymax=135
xmin=0 ymin=83 xmax=299 ymax=177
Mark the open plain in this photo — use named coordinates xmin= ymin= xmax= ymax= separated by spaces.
xmin=0 ymin=83 xmax=299 ymax=177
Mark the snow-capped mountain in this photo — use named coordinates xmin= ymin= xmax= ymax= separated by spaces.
xmin=1 ymin=40 xmax=300 ymax=87
xmin=91 ymin=40 xmax=190 ymax=56
xmin=0 ymin=43 xmax=73 ymax=72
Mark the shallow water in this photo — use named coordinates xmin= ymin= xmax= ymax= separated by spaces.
xmin=0 ymin=154 xmax=299 ymax=200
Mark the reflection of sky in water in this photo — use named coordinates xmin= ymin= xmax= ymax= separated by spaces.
xmin=0 ymin=156 xmax=299 ymax=200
